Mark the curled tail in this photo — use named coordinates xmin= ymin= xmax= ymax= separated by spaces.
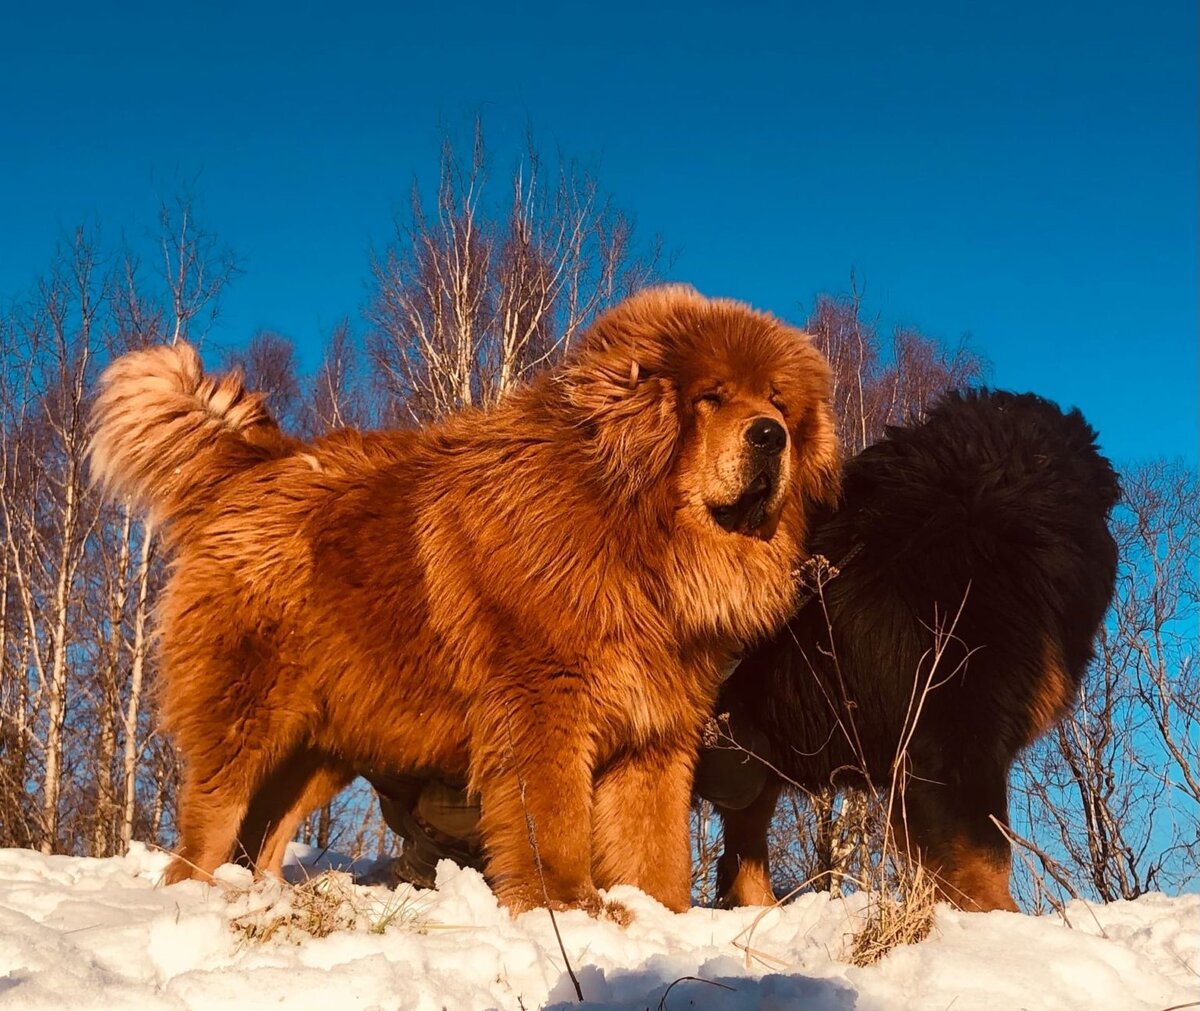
xmin=89 ymin=342 xmax=292 ymax=529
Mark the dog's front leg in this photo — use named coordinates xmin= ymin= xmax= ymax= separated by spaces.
xmin=714 ymin=779 xmax=782 ymax=907
xmin=592 ymin=738 xmax=696 ymax=912
xmin=469 ymin=681 xmax=603 ymax=917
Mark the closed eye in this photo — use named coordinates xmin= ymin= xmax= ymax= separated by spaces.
xmin=696 ymin=392 xmax=722 ymax=408
xmin=770 ymin=393 xmax=789 ymax=416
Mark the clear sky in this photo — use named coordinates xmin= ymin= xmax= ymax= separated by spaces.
xmin=1 ymin=0 xmax=1195 ymax=467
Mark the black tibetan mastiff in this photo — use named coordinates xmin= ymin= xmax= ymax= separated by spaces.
xmin=705 ymin=389 xmax=1119 ymax=911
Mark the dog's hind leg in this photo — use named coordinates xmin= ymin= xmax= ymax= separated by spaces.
xmin=166 ymin=736 xmax=320 ymax=885
xmin=160 ymin=652 xmax=314 ymax=885
xmin=165 ymin=759 xmax=262 ymax=885
xmin=891 ymin=759 xmax=1018 ymax=912
xmin=236 ymin=751 xmax=355 ymax=879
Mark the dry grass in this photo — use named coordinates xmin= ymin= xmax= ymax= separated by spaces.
xmin=844 ymin=855 xmax=938 ymax=966
xmin=222 ymin=869 xmax=431 ymax=947
xmin=714 ymin=573 xmax=972 ymax=968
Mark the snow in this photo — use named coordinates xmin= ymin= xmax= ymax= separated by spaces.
xmin=0 ymin=844 xmax=1196 ymax=1011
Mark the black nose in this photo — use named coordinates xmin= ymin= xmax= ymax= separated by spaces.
xmin=745 ymin=417 xmax=786 ymax=455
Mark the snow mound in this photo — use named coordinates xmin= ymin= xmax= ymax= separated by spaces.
xmin=0 ymin=845 xmax=1195 ymax=1010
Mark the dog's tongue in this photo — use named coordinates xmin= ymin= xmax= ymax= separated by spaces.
xmin=711 ymin=471 xmax=775 ymax=534
xmin=744 ymin=498 xmax=767 ymax=532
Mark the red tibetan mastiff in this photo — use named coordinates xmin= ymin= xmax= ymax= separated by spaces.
xmin=89 ymin=286 xmax=838 ymax=916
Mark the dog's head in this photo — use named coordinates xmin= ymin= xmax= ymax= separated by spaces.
xmin=559 ymin=285 xmax=839 ymax=541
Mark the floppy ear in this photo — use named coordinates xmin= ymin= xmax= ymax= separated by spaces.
xmin=795 ymin=399 xmax=843 ymax=510
xmin=560 ymin=350 xmax=681 ymax=498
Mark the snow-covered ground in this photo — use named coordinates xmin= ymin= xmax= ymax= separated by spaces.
xmin=0 ymin=844 xmax=1196 ymax=1011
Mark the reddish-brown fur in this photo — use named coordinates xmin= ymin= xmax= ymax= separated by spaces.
xmin=90 ymin=286 xmax=838 ymax=916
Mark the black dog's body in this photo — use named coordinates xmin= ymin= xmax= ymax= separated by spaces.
xmin=710 ymin=390 xmax=1119 ymax=910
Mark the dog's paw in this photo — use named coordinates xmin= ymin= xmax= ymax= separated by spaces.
xmin=162 ymin=857 xmax=203 ymax=886
xmin=499 ymin=882 xmax=631 ymax=924
xmin=559 ymin=889 xmax=632 ymax=925
xmin=600 ymin=898 xmax=633 ymax=926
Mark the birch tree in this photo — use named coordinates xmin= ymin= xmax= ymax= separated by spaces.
xmin=1012 ymin=462 xmax=1199 ymax=902
xmin=0 ymin=231 xmax=104 ymax=852
xmin=367 ymin=122 xmax=659 ymax=421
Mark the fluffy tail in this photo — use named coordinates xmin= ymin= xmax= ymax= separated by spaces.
xmin=89 ymin=343 xmax=290 ymax=529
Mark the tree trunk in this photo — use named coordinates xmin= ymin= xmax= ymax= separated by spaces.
xmin=93 ymin=509 xmax=133 ymax=855
xmin=120 ymin=527 xmax=153 ymax=849
xmin=317 ymin=801 xmax=332 ymax=851
xmin=41 ymin=459 xmax=79 ymax=854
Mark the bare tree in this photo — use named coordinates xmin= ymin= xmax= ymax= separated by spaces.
xmin=873 ymin=326 xmax=988 ymax=432
xmin=690 ymin=800 xmax=723 ymax=904
xmin=0 ymin=199 xmax=239 ymax=856
xmin=807 ymin=286 xmax=987 ymax=455
xmin=158 ymin=194 xmax=239 ymax=347
xmin=1015 ymin=643 xmax=1170 ymax=902
xmin=226 ymin=331 xmax=303 ymax=433
xmin=1012 ymin=461 xmax=1199 ymax=902
xmin=807 ymin=287 xmax=880 ymax=452
xmin=11 ymin=232 xmax=105 ymax=853
xmin=367 ymin=122 xmax=660 ymax=421
xmin=0 ymin=309 xmax=43 ymax=848
xmin=1121 ymin=463 xmax=1199 ymax=826
xmin=299 ymin=319 xmax=374 ymax=438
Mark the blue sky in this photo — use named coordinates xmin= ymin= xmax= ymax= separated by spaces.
xmin=1 ymin=0 xmax=1195 ymax=466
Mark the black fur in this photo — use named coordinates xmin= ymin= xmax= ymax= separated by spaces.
xmin=706 ymin=389 xmax=1119 ymax=909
